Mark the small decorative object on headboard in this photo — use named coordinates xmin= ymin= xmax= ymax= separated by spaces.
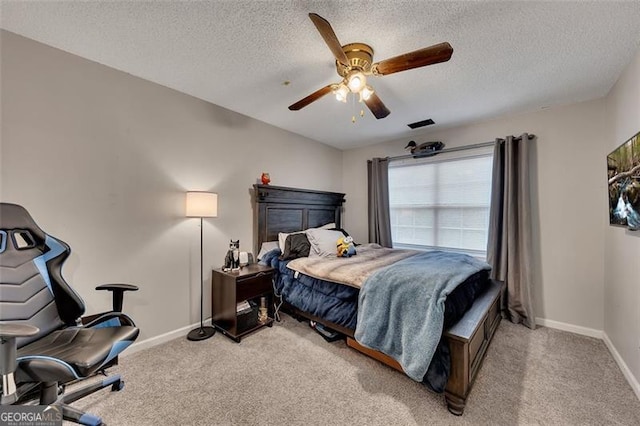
xmin=261 ymin=172 xmax=271 ymax=185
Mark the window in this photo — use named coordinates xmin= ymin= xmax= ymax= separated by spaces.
xmin=388 ymin=151 xmax=493 ymax=258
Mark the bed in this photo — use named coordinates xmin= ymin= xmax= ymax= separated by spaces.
xmin=253 ymin=184 xmax=503 ymax=415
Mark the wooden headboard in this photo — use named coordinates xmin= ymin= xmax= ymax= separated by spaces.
xmin=253 ymin=184 xmax=346 ymax=255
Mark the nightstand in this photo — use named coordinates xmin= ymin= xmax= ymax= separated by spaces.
xmin=211 ymin=264 xmax=275 ymax=342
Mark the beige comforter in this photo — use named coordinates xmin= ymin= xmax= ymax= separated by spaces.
xmin=286 ymin=243 xmax=418 ymax=288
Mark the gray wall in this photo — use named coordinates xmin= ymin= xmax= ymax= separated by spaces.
xmin=0 ymin=31 xmax=343 ymax=342
xmin=604 ymin=50 xmax=640 ymax=393
xmin=343 ymin=98 xmax=607 ymax=333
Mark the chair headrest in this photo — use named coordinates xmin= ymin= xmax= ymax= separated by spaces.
xmin=0 ymin=203 xmax=47 ymax=242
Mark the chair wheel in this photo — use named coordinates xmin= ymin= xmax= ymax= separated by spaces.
xmin=111 ymin=381 xmax=124 ymax=392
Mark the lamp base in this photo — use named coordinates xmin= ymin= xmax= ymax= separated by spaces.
xmin=187 ymin=326 xmax=216 ymax=341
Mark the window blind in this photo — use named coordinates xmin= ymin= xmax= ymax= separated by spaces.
xmin=388 ymin=151 xmax=493 ymax=258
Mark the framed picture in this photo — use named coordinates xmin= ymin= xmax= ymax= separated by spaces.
xmin=607 ymin=131 xmax=640 ymax=230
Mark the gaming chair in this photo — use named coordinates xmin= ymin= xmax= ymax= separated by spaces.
xmin=0 ymin=203 xmax=139 ymax=425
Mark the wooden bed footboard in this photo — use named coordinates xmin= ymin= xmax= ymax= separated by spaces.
xmin=443 ymin=279 xmax=503 ymax=415
xmin=344 ymin=280 xmax=503 ymax=415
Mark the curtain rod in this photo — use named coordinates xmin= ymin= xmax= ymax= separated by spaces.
xmin=383 ymin=134 xmax=536 ymax=162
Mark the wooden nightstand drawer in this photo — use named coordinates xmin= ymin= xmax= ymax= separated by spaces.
xmin=236 ymin=272 xmax=272 ymax=302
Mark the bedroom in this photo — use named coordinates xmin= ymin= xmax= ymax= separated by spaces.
xmin=1 ymin=1 xmax=639 ymax=424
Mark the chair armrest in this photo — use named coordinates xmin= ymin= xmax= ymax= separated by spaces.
xmin=0 ymin=324 xmax=39 ymax=339
xmin=95 ymin=283 xmax=139 ymax=312
xmin=0 ymin=324 xmax=39 ymax=405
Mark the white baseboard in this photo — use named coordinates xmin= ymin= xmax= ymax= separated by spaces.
xmin=535 ymin=317 xmax=603 ymax=339
xmin=603 ymin=332 xmax=640 ymax=401
xmin=122 ymin=318 xmax=212 ymax=357
xmin=536 ymin=317 xmax=639 ymax=402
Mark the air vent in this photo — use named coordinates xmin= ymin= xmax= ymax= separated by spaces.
xmin=407 ymin=118 xmax=435 ymax=129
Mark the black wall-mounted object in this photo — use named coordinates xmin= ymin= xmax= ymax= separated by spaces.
xmin=407 ymin=118 xmax=435 ymax=129
xmin=404 ymin=140 xmax=445 ymax=158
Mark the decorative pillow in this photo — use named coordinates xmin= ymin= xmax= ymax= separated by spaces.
xmin=257 ymin=241 xmax=280 ymax=260
xmin=280 ymin=233 xmax=311 ymax=260
xmin=278 ymin=231 xmax=302 ymax=250
xmin=277 ymin=223 xmax=335 ymax=250
xmin=306 ymin=228 xmax=346 ymax=258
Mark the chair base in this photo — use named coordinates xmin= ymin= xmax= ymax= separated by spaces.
xmin=187 ymin=326 xmax=216 ymax=341
xmin=36 ymin=374 xmax=124 ymax=426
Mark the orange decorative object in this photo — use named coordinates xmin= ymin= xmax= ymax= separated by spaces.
xmin=261 ymin=172 xmax=271 ymax=185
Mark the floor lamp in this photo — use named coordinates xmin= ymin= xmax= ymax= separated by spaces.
xmin=186 ymin=191 xmax=218 ymax=341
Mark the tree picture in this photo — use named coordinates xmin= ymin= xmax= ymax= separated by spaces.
xmin=608 ymin=131 xmax=640 ymax=230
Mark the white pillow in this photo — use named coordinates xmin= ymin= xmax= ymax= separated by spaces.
xmin=257 ymin=241 xmax=279 ymax=260
xmin=277 ymin=223 xmax=336 ymax=250
xmin=306 ymin=228 xmax=345 ymax=258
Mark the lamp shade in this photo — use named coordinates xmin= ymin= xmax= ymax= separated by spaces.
xmin=185 ymin=192 xmax=218 ymax=218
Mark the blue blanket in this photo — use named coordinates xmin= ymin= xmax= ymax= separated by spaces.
xmin=354 ymin=250 xmax=491 ymax=382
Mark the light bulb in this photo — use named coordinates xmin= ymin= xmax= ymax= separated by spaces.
xmin=334 ymin=84 xmax=349 ymax=103
xmin=347 ymin=71 xmax=366 ymax=93
xmin=360 ymin=85 xmax=374 ymax=101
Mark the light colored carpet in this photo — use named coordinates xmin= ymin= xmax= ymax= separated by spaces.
xmin=73 ymin=315 xmax=640 ymax=425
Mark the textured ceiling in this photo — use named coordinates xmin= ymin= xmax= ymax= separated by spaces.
xmin=2 ymin=1 xmax=640 ymax=149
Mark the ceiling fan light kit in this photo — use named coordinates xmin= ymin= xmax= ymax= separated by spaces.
xmin=360 ymin=85 xmax=374 ymax=102
xmin=288 ymin=13 xmax=453 ymax=121
xmin=333 ymin=83 xmax=349 ymax=102
xmin=347 ymin=71 xmax=366 ymax=93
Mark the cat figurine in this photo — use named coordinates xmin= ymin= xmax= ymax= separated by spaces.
xmin=224 ymin=239 xmax=240 ymax=271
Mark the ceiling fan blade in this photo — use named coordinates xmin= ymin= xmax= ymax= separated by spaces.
xmin=308 ymin=13 xmax=349 ymax=66
xmin=288 ymin=84 xmax=334 ymax=111
xmin=374 ymin=42 xmax=453 ymax=76
xmin=364 ymin=92 xmax=390 ymax=119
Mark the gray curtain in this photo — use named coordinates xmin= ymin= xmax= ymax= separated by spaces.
xmin=487 ymin=134 xmax=536 ymax=329
xmin=367 ymin=158 xmax=392 ymax=247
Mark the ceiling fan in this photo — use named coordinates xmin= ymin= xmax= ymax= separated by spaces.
xmin=288 ymin=13 xmax=454 ymax=120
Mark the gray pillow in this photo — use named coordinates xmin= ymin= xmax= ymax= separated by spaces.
xmin=280 ymin=233 xmax=311 ymax=260
xmin=306 ymin=228 xmax=345 ymax=257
